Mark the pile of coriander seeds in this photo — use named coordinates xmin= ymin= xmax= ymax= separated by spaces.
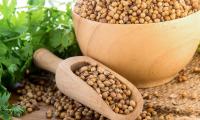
xmin=74 ymin=63 xmax=136 ymax=115
xmin=74 ymin=0 xmax=200 ymax=24
xmin=16 ymin=80 xmax=109 ymax=120
xmin=15 ymin=77 xmax=178 ymax=120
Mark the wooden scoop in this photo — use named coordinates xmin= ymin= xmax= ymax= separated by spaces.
xmin=33 ymin=48 xmax=143 ymax=120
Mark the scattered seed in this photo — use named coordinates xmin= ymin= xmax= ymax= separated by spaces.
xmin=27 ymin=107 xmax=33 ymax=113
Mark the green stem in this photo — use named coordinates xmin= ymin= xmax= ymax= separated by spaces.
xmin=3 ymin=32 xmax=46 ymax=42
xmin=3 ymin=36 xmax=22 ymax=42
xmin=16 ymin=6 xmax=31 ymax=9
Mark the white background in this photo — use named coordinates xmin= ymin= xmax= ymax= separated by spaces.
xmin=0 ymin=0 xmax=72 ymax=11
xmin=0 ymin=0 xmax=72 ymax=20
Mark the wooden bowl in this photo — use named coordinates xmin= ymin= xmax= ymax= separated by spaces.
xmin=72 ymin=11 xmax=200 ymax=88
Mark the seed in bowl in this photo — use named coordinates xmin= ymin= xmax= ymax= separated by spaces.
xmin=74 ymin=0 xmax=200 ymax=24
xmin=74 ymin=63 xmax=136 ymax=114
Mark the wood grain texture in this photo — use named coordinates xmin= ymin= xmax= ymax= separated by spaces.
xmin=13 ymin=107 xmax=200 ymax=120
xmin=139 ymin=54 xmax=200 ymax=118
xmin=33 ymin=49 xmax=143 ymax=120
xmin=33 ymin=48 xmax=62 ymax=73
xmin=56 ymin=56 xmax=143 ymax=120
xmin=12 ymin=104 xmax=199 ymax=120
xmin=72 ymin=11 xmax=200 ymax=88
xmin=13 ymin=54 xmax=200 ymax=120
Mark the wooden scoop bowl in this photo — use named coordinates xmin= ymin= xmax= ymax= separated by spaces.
xmin=33 ymin=48 xmax=143 ymax=120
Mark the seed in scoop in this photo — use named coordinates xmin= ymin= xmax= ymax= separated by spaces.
xmin=74 ymin=63 xmax=136 ymax=114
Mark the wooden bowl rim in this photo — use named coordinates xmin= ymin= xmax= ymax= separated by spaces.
xmin=72 ymin=10 xmax=200 ymax=26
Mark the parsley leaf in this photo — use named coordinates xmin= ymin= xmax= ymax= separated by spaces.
xmin=0 ymin=86 xmax=25 ymax=120
xmin=0 ymin=0 xmax=80 ymax=119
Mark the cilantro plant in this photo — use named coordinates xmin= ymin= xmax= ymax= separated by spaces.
xmin=0 ymin=0 xmax=80 ymax=119
xmin=0 ymin=86 xmax=25 ymax=120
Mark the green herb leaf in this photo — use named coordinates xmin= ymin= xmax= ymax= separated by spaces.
xmin=10 ymin=12 xmax=29 ymax=33
xmin=0 ymin=111 xmax=11 ymax=120
xmin=28 ymin=0 xmax=45 ymax=6
xmin=0 ymin=0 xmax=80 ymax=119
xmin=0 ymin=41 xmax=8 ymax=56
xmin=0 ymin=91 xmax=25 ymax=120
xmin=0 ymin=92 xmax=10 ymax=105
xmin=11 ymin=105 xmax=25 ymax=117
xmin=0 ymin=0 xmax=17 ymax=19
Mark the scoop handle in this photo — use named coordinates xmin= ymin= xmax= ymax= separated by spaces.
xmin=33 ymin=48 xmax=63 ymax=73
